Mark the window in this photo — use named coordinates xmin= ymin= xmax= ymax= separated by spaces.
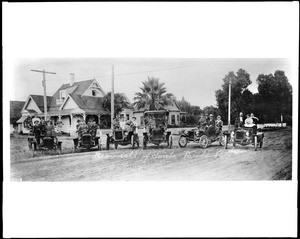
xmin=177 ymin=115 xmax=179 ymax=123
xmin=92 ymin=90 xmax=98 ymax=96
xmin=126 ymin=114 xmax=129 ymax=120
xmin=60 ymin=90 xmax=66 ymax=100
xmin=171 ymin=115 xmax=175 ymax=125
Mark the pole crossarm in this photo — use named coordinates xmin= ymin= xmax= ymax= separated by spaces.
xmin=30 ymin=69 xmax=56 ymax=120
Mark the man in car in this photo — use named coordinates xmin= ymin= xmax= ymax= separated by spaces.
xmin=207 ymin=114 xmax=216 ymax=136
xmin=198 ymin=114 xmax=207 ymax=130
xmin=89 ymin=120 xmax=100 ymax=138
xmin=77 ymin=121 xmax=89 ymax=141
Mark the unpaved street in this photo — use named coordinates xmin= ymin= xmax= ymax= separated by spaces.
xmin=10 ymin=128 xmax=292 ymax=181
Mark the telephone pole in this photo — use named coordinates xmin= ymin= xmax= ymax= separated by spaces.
xmin=30 ymin=69 xmax=56 ymax=120
xmin=111 ymin=65 xmax=115 ymax=129
xmin=228 ymin=77 xmax=232 ymax=132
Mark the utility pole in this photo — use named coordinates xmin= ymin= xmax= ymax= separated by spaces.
xmin=228 ymin=77 xmax=232 ymax=132
xmin=111 ymin=65 xmax=115 ymax=129
xmin=30 ymin=69 xmax=56 ymax=120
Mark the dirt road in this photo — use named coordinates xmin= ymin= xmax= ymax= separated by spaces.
xmin=10 ymin=128 xmax=292 ymax=181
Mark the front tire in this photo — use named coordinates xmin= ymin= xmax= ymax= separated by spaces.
xmin=178 ymin=136 xmax=188 ymax=148
xmin=168 ymin=135 xmax=173 ymax=149
xmin=199 ymin=135 xmax=209 ymax=149
xmin=143 ymin=136 xmax=147 ymax=150
xmin=224 ymin=135 xmax=228 ymax=149
xmin=254 ymin=135 xmax=258 ymax=151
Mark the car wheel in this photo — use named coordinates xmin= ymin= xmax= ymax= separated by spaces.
xmin=143 ymin=136 xmax=147 ymax=150
xmin=106 ymin=136 xmax=110 ymax=150
xmin=254 ymin=136 xmax=258 ymax=151
xmin=98 ymin=138 xmax=101 ymax=151
xmin=168 ymin=135 xmax=173 ymax=149
xmin=31 ymin=143 xmax=35 ymax=157
xmin=224 ymin=135 xmax=228 ymax=149
xmin=58 ymin=144 xmax=62 ymax=155
xmin=178 ymin=136 xmax=188 ymax=148
xmin=199 ymin=135 xmax=209 ymax=149
xmin=260 ymin=139 xmax=263 ymax=148
xmin=131 ymin=135 xmax=135 ymax=149
xmin=219 ymin=135 xmax=226 ymax=146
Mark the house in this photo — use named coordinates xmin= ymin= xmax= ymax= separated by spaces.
xmin=17 ymin=75 xmax=110 ymax=134
xmin=10 ymin=100 xmax=25 ymax=133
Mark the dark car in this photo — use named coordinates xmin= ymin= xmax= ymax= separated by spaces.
xmin=106 ymin=125 xmax=139 ymax=150
xmin=178 ymin=125 xmax=225 ymax=149
xmin=142 ymin=110 xmax=172 ymax=149
xmin=223 ymin=125 xmax=264 ymax=151
xmin=73 ymin=131 xmax=101 ymax=152
xmin=28 ymin=133 xmax=62 ymax=157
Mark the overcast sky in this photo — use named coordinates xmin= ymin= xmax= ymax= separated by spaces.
xmin=13 ymin=58 xmax=292 ymax=108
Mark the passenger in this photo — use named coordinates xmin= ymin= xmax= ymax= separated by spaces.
xmin=207 ymin=114 xmax=216 ymax=136
xmin=39 ymin=118 xmax=47 ymax=136
xmin=89 ymin=120 xmax=100 ymax=138
xmin=215 ymin=115 xmax=223 ymax=134
xmin=76 ymin=119 xmax=81 ymax=130
xmin=244 ymin=114 xmax=255 ymax=127
xmin=112 ymin=117 xmax=120 ymax=130
xmin=207 ymin=114 xmax=215 ymax=127
xmin=78 ymin=121 xmax=89 ymax=141
xmin=250 ymin=113 xmax=259 ymax=124
xmin=119 ymin=117 xmax=126 ymax=130
xmin=45 ymin=120 xmax=58 ymax=143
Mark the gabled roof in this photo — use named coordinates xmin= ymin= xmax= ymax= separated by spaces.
xmin=68 ymin=94 xmax=109 ymax=115
xmin=10 ymin=100 xmax=25 ymax=121
xmin=23 ymin=95 xmax=53 ymax=113
xmin=50 ymin=79 xmax=97 ymax=109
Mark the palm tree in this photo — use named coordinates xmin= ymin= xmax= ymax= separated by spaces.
xmin=134 ymin=77 xmax=174 ymax=110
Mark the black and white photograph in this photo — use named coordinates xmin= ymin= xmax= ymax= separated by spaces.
xmin=9 ymin=58 xmax=294 ymax=181
xmin=3 ymin=2 xmax=298 ymax=238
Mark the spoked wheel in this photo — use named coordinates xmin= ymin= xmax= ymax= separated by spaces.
xmin=131 ymin=135 xmax=135 ymax=149
xmin=224 ymin=135 xmax=228 ymax=149
xmin=98 ymin=138 xmax=101 ymax=151
xmin=254 ymin=136 xmax=258 ymax=151
xmin=259 ymin=138 xmax=263 ymax=148
xmin=219 ymin=135 xmax=226 ymax=146
xmin=178 ymin=136 xmax=188 ymax=148
xmin=106 ymin=137 xmax=110 ymax=150
xmin=31 ymin=143 xmax=36 ymax=157
xmin=199 ymin=135 xmax=209 ymax=149
xmin=168 ymin=135 xmax=173 ymax=149
xmin=143 ymin=136 xmax=147 ymax=150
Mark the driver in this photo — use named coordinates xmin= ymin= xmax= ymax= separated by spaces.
xmin=77 ymin=121 xmax=89 ymax=141
xmin=244 ymin=114 xmax=255 ymax=127
xmin=197 ymin=114 xmax=207 ymax=130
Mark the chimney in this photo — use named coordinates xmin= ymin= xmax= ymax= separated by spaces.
xmin=70 ymin=73 xmax=75 ymax=86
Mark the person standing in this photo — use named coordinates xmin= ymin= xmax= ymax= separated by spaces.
xmin=198 ymin=114 xmax=207 ymax=131
xmin=215 ymin=115 xmax=223 ymax=134
xmin=235 ymin=112 xmax=244 ymax=128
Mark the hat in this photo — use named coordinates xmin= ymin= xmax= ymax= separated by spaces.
xmin=132 ymin=116 xmax=136 ymax=119
xmin=77 ymin=119 xmax=81 ymax=123
xmin=209 ymin=114 xmax=214 ymax=117
xmin=32 ymin=117 xmax=41 ymax=124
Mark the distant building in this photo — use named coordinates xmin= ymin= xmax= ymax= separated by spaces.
xmin=17 ymin=75 xmax=110 ymax=134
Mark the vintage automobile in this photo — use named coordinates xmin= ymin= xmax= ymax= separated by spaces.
xmin=223 ymin=125 xmax=264 ymax=151
xmin=28 ymin=133 xmax=62 ymax=157
xmin=106 ymin=124 xmax=139 ymax=150
xmin=178 ymin=125 xmax=225 ymax=149
xmin=142 ymin=110 xmax=173 ymax=149
xmin=73 ymin=129 xmax=102 ymax=152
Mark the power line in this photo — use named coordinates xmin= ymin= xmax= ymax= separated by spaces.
xmin=44 ymin=63 xmax=201 ymax=82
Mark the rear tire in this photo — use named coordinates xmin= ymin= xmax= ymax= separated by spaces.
xmin=178 ymin=136 xmax=188 ymax=148
xmin=199 ymin=135 xmax=209 ymax=149
xmin=168 ymin=135 xmax=173 ymax=149
xmin=143 ymin=136 xmax=147 ymax=150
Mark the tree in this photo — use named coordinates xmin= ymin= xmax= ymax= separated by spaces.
xmin=102 ymin=92 xmax=130 ymax=117
xmin=203 ymin=105 xmax=220 ymax=117
xmin=134 ymin=77 xmax=174 ymax=110
xmin=215 ymin=69 xmax=253 ymax=124
xmin=254 ymin=70 xmax=292 ymax=124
